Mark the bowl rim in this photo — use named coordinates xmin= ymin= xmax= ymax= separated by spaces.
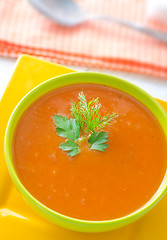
xmin=4 ymin=71 xmax=167 ymax=228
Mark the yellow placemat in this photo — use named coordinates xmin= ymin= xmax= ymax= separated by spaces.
xmin=0 ymin=55 xmax=167 ymax=240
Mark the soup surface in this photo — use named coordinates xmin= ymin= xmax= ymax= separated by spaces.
xmin=13 ymin=84 xmax=167 ymax=221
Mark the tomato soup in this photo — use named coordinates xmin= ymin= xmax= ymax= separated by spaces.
xmin=12 ymin=84 xmax=167 ymax=221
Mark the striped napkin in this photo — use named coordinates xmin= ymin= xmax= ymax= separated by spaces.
xmin=0 ymin=0 xmax=167 ymax=78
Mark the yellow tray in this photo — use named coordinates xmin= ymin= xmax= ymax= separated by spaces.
xmin=0 ymin=55 xmax=167 ymax=240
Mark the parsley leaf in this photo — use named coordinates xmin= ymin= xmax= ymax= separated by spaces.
xmin=54 ymin=115 xmax=80 ymax=141
xmin=59 ymin=140 xmax=79 ymax=157
xmin=88 ymin=131 xmax=109 ymax=152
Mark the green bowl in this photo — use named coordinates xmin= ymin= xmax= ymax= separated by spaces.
xmin=4 ymin=72 xmax=167 ymax=232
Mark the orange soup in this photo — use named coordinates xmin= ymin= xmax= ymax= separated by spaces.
xmin=13 ymin=84 xmax=167 ymax=221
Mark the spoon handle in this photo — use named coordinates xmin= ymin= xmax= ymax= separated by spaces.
xmin=92 ymin=15 xmax=167 ymax=44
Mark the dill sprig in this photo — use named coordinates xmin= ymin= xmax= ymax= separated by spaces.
xmin=71 ymin=91 xmax=118 ymax=133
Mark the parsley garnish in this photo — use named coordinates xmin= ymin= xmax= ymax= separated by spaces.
xmin=54 ymin=92 xmax=118 ymax=157
xmin=59 ymin=140 xmax=80 ymax=157
xmin=88 ymin=131 xmax=109 ymax=152
xmin=54 ymin=115 xmax=80 ymax=141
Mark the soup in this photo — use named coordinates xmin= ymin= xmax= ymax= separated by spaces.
xmin=12 ymin=84 xmax=167 ymax=221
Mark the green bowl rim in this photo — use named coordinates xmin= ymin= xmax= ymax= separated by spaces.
xmin=4 ymin=72 xmax=167 ymax=227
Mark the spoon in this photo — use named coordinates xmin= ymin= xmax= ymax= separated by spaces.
xmin=29 ymin=0 xmax=167 ymax=43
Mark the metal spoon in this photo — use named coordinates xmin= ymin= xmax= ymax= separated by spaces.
xmin=29 ymin=0 xmax=167 ymax=43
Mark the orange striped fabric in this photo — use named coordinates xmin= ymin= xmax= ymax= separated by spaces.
xmin=0 ymin=0 xmax=167 ymax=78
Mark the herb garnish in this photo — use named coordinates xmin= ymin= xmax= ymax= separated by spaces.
xmin=71 ymin=92 xmax=118 ymax=132
xmin=54 ymin=92 xmax=118 ymax=157
xmin=54 ymin=115 xmax=80 ymax=141
xmin=88 ymin=131 xmax=109 ymax=152
xmin=59 ymin=140 xmax=80 ymax=157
